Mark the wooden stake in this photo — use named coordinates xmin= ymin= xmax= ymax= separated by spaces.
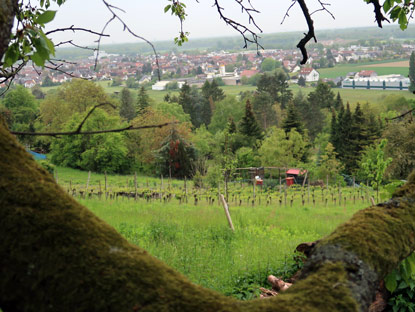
xmin=86 ymin=171 xmax=91 ymax=193
xmin=220 ymin=194 xmax=235 ymax=232
xmin=134 ymin=172 xmax=138 ymax=200
xmin=326 ymin=175 xmax=329 ymax=190
xmin=104 ymin=171 xmax=107 ymax=192
xmin=302 ymin=171 xmax=308 ymax=188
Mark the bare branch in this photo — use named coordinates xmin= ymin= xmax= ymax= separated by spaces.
xmin=54 ymin=40 xmax=98 ymax=51
xmin=10 ymin=122 xmax=179 ymax=137
xmin=281 ymin=1 xmax=297 ymax=25
xmin=45 ymin=26 xmax=110 ymax=37
xmin=296 ymin=0 xmax=317 ymax=65
xmin=75 ymin=103 xmax=117 ymax=133
xmin=99 ymin=0 xmax=162 ymax=81
xmin=213 ymin=0 xmax=263 ymax=51
xmin=310 ymin=1 xmax=335 ymax=19
xmin=386 ymin=108 xmax=415 ymax=121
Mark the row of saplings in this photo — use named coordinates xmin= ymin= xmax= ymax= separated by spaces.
xmin=66 ymin=183 xmax=377 ymax=208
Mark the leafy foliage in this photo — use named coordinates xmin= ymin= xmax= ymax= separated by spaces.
xmin=385 ymin=253 xmax=415 ymax=312
xmin=3 ymin=1 xmax=66 ymax=70
xmin=258 ymin=127 xmax=308 ymax=168
xmin=359 ymin=139 xmax=392 ymax=189
xmin=51 ymin=110 xmax=131 ymax=173
xmin=2 ymin=85 xmax=37 ymax=131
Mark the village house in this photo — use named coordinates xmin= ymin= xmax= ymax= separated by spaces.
xmin=355 ymin=70 xmax=377 ymax=79
xmin=299 ymin=67 xmax=320 ymax=82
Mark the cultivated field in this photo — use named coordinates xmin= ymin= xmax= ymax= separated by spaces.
xmin=366 ymin=60 xmax=409 ymax=67
xmin=56 ymin=167 xmax=380 ymax=297
xmin=318 ymin=59 xmax=410 ymax=79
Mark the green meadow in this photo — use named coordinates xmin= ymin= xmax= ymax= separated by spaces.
xmin=56 ymin=167 xmax=376 ymax=297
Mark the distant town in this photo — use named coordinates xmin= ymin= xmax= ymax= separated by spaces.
xmin=7 ymin=39 xmax=415 ymax=91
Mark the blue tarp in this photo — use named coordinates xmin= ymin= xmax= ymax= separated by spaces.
xmin=28 ymin=150 xmax=47 ymax=160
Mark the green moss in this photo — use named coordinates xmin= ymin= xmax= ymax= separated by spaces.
xmin=320 ymin=176 xmax=415 ymax=277
xmin=242 ymin=262 xmax=358 ymax=312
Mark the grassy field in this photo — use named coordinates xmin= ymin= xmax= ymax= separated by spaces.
xmin=77 ymin=191 xmax=367 ymax=297
xmin=54 ymin=166 xmax=378 ymax=297
xmin=55 ymin=166 xmax=184 ymax=189
xmin=318 ymin=59 xmax=409 ymax=79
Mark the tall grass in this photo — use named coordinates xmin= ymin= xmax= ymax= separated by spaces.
xmin=80 ymin=196 xmax=367 ymax=295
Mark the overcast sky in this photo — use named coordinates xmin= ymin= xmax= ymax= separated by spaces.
xmin=45 ymin=0 xmax=400 ymax=46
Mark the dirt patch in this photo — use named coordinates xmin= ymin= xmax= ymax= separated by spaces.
xmin=366 ymin=61 xmax=409 ymax=67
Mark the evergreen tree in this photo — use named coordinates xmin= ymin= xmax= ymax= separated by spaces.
xmin=409 ymin=51 xmax=415 ymax=93
xmin=304 ymin=90 xmax=325 ymax=140
xmin=334 ymin=92 xmax=343 ymax=110
xmin=330 ymin=109 xmax=339 ymax=151
xmin=257 ymin=71 xmax=293 ymax=108
xmin=227 ymin=117 xmax=237 ymax=134
xmin=347 ymin=103 xmax=367 ymax=172
xmin=119 ymin=88 xmax=136 ymax=121
xmin=200 ymin=80 xmax=224 ymax=126
xmin=178 ymin=83 xmax=204 ymax=127
xmin=156 ymin=128 xmax=196 ymax=178
xmin=200 ymin=96 xmax=213 ymax=126
xmin=308 ymin=81 xmax=336 ymax=109
xmin=252 ymin=91 xmax=277 ymax=129
xmin=178 ymin=83 xmax=193 ymax=117
xmin=297 ymin=76 xmax=306 ymax=87
xmin=282 ymin=102 xmax=304 ymax=135
xmin=201 ymin=79 xmax=225 ymax=103
xmin=137 ymin=86 xmax=150 ymax=113
xmin=239 ymin=100 xmax=263 ymax=146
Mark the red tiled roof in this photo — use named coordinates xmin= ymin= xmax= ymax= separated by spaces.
xmin=286 ymin=169 xmax=307 ymax=175
xmin=359 ymin=70 xmax=376 ymax=77
xmin=300 ymin=68 xmax=313 ymax=75
xmin=241 ymin=69 xmax=259 ymax=78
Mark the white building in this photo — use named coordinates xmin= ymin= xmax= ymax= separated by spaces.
xmin=342 ymin=75 xmax=410 ymax=91
xmin=152 ymin=80 xmax=171 ymax=91
xmin=299 ymin=68 xmax=320 ymax=82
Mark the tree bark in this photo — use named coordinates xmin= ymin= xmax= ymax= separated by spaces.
xmin=1 ymin=120 xmax=415 ymax=312
xmin=0 ymin=0 xmax=17 ymax=61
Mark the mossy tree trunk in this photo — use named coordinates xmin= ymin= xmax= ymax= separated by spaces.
xmin=0 ymin=0 xmax=17 ymax=60
xmin=1 ymin=4 xmax=415 ymax=312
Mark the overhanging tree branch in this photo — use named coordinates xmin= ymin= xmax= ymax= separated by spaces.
xmin=10 ymin=121 xmax=178 ymax=137
xmin=296 ymin=0 xmax=317 ymax=65
xmin=213 ymin=0 xmax=263 ymax=50
xmin=367 ymin=0 xmax=390 ymax=28
xmin=99 ymin=0 xmax=162 ymax=81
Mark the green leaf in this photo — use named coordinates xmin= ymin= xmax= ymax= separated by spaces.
xmin=39 ymin=31 xmax=55 ymax=56
xmin=164 ymin=5 xmax=171 ymax=13
xmin=31 ymin=52 xmax=45 ymax=67
xmin=35 ymin=10 xmax=56 ymax=24
xmin=390 ymin=6 xmax=401 ymax=20
xmin=385 ymin=270 xmax=398 ymax=293
xmin=383 ymin=0 xmax=392 ymax=13
xmin=398 ymin=10 xmax=408 ymax=30
xmin=3 ymin=43 xmax=20 ymax=67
